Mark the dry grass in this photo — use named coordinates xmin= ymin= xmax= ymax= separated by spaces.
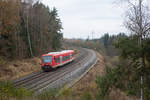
xmin=107 ymin=89 xmax=139 ymax=100
xmin=60 ymin=52 xmax=105 ymax=100
xmin=0 ymin=57 xmax=41 ymax=81
xmin=63 ymin=52 xmax=139 ymax=100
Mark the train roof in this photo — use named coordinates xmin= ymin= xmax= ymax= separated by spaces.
xmin=43 ymin=50 xmax=74 ymax=56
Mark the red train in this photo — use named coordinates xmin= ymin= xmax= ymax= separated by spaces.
xmin=41 ymin=50 xmax=75 ymax=71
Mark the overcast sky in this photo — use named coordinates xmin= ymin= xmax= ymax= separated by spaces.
xmin=42 ymin=0 xmax=127 ymax=39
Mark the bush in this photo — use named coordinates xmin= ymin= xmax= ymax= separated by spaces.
xmin=0 ymin=81 xmax=33 ymax=100
xmin=37 ymin=89 xmax=57 ymax=100
xmin=96 ymin=66 xmax=119 ymax=99
xmin=81 ymin=92 xmax=91 ymax=100
xmin=96 ymin=58 xmax=143 ymax=99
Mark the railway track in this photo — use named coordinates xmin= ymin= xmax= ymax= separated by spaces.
xmin=12 ymin=48 xmax=96 ymax=93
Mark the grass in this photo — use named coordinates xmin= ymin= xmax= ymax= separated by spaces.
xmin=0 ymin=57 xmax=41 ymax=80
xmin=36 ymin=89 xmax=57 ymax=100
xmin=0 ymin=57 xmax=7 ymax=65
xmin=0 ymin=81 xmax=74 ymax=100
xmin=0 ymin=81 xmax=59 ymax=100
xmin=0 ymin=81 xmax=33 ymax=100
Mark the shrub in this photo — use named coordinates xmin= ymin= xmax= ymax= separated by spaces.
xmin=0 ymin=81 xmax=33 ymax=100
xmin=81 ymin=92 xmax=91 ymax=100
xmin=96 ymin=66 xmax=119 ymax=99
xmin=37 ymin=89 xmax=57 ymax=100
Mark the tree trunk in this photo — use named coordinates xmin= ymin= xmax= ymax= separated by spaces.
xmin=27 ymin=12 xmax=33 ymax=57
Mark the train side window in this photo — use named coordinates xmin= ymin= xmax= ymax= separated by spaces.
xmin=65 ymin=56 xmax=67 ymax=61
xmin=56 ymin=58 xmax=58 ymax=63
xmin=63 ymin=56 xmax=65 ymax=61
xmin=64 ymin=55 xmax=70 ymax=61
xmin=58 ymin=57 xmax=60 ymax=63
xmin=63 ymin=56 xmax=69 ymax=61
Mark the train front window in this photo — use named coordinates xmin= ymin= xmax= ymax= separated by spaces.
xmin=42 ymin=56 xmax=52 ymax=63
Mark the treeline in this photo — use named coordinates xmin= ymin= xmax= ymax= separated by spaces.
xmin=0 ymin=0 xmax=63 ymax=59
xmin=64 ymin=33 xmax=126 ymax=56
xmin=64 ymin=39 xmax=106 ymax=55
xmin=98 ymin=33 xmax=127 ymax=57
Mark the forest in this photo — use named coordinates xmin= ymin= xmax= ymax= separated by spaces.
xmin=0 ymin=0 xmax=63 ymax=59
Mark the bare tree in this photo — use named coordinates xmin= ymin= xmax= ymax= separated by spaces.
xmin=124 ymin=0 xmax=150 ymax=38
xmin=22 ymin=0 xmax=40 ymax=57
xmin=123 ymin=0 xmax=150 ymax=99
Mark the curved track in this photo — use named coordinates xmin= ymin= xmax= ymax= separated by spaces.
xmin=12 ymin=48 xmax=96 ymax=92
